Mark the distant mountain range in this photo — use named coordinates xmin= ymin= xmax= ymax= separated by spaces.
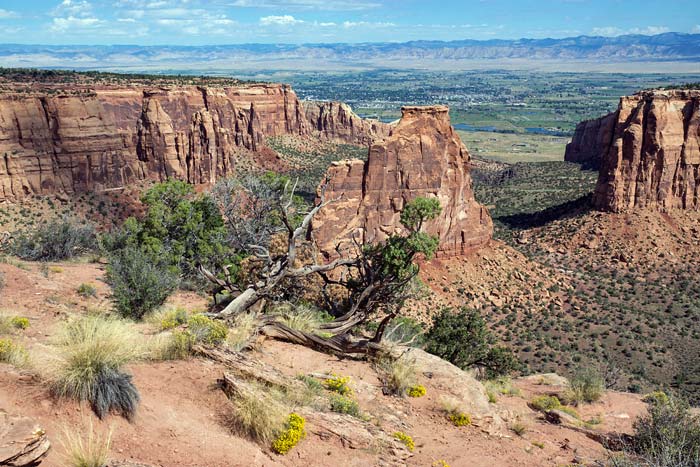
xmin=1 ymin=33 xmax=699 ymax=72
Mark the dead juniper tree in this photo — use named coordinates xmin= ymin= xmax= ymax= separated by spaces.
xmin=202 ymin=172 xmax=441 ymax=356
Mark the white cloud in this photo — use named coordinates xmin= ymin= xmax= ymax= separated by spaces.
xmin=260 ymin=15 xmax=304 ymax=26
xmin=692 ymin=25 xmax=700 ymax=33
xmin=232 ymin=0 xmax=380 ymax=11
xmin=0 ymin=9 xmax=19 ymax=19
xmin=592 ymin=25 xmax=670 ymax=37
xmin=53 ymin=0 xmax=93 ymax=17
xmin=342 ymin=20 xmax=395 ymax=28
xmin=51 ymin=15 xmax=103 ymax=32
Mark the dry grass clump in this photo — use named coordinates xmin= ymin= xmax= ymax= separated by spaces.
xmin=440 ymin=396 xmax=472 ymax=427
xmin=0 ymin=337 xmax=29 ymax=367
xmin=378 ymin=355 xmax=418 ymax=397
xmin=61 ymin=420 xmax=112 ymax=467
xmin=269 ymin=302 xmax=322 ymax=333
xmin=223 ymin=389 xmax=287 ymax=445
xmin=37 ymin=315 xmax=144 ymax=419
xmin=226 ymin=312 xmax=259 ymax=351
xmin=0 ymin=312 xmax=30 ymax=334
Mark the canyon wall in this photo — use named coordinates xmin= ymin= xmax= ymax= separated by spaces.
xmin=312 ymin=105 xmax=493 ymax=257
xmin=0 ymin=83 xmax=385 ymax=201
xmin=564 ymin=112 xmax=617 ymax=169
xmin=570 ymin=90 xmax=700 ymax=212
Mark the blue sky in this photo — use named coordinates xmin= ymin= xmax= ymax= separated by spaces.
xmin=0 ymin=0 xmax=698 ymax=45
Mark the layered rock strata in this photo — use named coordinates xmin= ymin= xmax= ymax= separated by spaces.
xmin=567 ymin=90 xmax=700 ymax=211
xmin=312 ymin=105 xmax=493 ymax=257
xmin=0 ymin=83 xmax=386 ymax=201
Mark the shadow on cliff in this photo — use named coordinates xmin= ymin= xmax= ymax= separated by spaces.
xmin=497 ymin=194 xmax=594 ymax=229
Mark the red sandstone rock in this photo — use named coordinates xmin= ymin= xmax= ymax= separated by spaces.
xmin=572 ymin=90 xmax=700 ymax=212
xmin=0 ymin=83 xmax=385 ymax=201
xmin=304 ymin=101 xmax=389 ymax=146
xmin=312 ymin=105 xmax=492 ymax=257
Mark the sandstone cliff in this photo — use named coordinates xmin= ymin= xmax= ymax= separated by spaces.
xmin=571 ymin=90 xmax=700 ymax=212
xmin=564 ymin=112 xmax=617 ymax=169
xmin=312 ymin=105 xmax=493 ymax=257
xmin=0 ymin=82 xmax=386 ymax=201
xmin=304 ymin=101 xmax=390 ymax=146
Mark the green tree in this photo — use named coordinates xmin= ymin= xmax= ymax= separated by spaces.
xmin=425 ymin=307 xmax=519 ymax=378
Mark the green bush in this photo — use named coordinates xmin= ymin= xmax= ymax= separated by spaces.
xmin=329 ymin=394 xmax=361 ymax=417
xmin=77 ymin=283 xmax=97 ymax=298
xmin=425 ymin=307 xmax=519 ymax=378
xmin=8 ymin=217 xmax=97 ymax=261
xmin=106 ymin=246 xmax=178 ymax=320
xmin=10 ymin=316 xmax=29 ymax=330
xmin=627 ymin=395 xmax=700 ymax=466
xmin=530 ymin=395 xmax=562 ymax=412
xmin=565 ymin=367 xmax=604 ymax=404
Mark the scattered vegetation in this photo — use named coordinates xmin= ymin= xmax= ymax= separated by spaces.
xmin=226 ymin=312 xmax=259 ymax=351
xmin=509 ymin=421 xmax=528 ymax=437
xmin=187 ymin=314 xmax=228 ymax=345
xmin=7 ymin=217 xmax=97 ymax=261
xmin=440 ymin=397 xmax=472 ymax=427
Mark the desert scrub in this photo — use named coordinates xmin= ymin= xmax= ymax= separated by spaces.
xmin=0 ymin=338 xmax=28 ymax=366
xmin=61 ymin=420 xmax=112 ymax=467
xmin=484 ymin=377 xmax=521 ymax=397
xmin=38 ymin=315 xmax=142 ymax=419
xmin=323 ymin=373 xmax=352 ymax=396
xmin=509 ymin=421 xmax=528 ymax=436
xmin=187 ymin=314 xmax=227 ymax=345
xmin=226 ymin=312 xmax=259 ymax=351
xmin=531 ymin=441 xmax=545 ymax=449
xmin=408 ymin=384 xmax=426 ymax=398
xmin=148 ymin=307 xmax=188 ymax=331
xmin=440 ymin=396 xmax=471 ymax=427
xmin=224 ymin=389 xmax=286 ymax=445
xmin=148 ymin=330 xmax=196 ymax=361
xmin=643 ymin=390 xmax=670 ymax=406
xmin=564 ymin=367 xmax=604 ymax=405
xmin=76 ymin=283 xmax=97 ymax=298
xmin=271 ymin=413 xmax=306 ymax=455
xmin=449 ymin=412 xmax=472 ymax=427
xmin=105 ymin=245 xmax=178 ymax=320
xmin=269 ymin=302 xmax=324 ymax=333
xmin=378 ymin=355 xmax=418 ymax=397
xmin=330 ymin=394 xmax=361 ymax=417
xmin=432 ymin=461 xmax=450 ymax=467
xmin=9 ymin=217 xmax=97 ymax=261
xmin=393 ymin=431 xmax=415 ymax=452
xmin=529 ymin=395 xmax=562 ymax=412
xmin=10 ymin=316 xmax=30 ymax=330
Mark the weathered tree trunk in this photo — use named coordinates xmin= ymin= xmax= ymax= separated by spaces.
xmin=218 ymin=287 xmax=262 ymax=317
